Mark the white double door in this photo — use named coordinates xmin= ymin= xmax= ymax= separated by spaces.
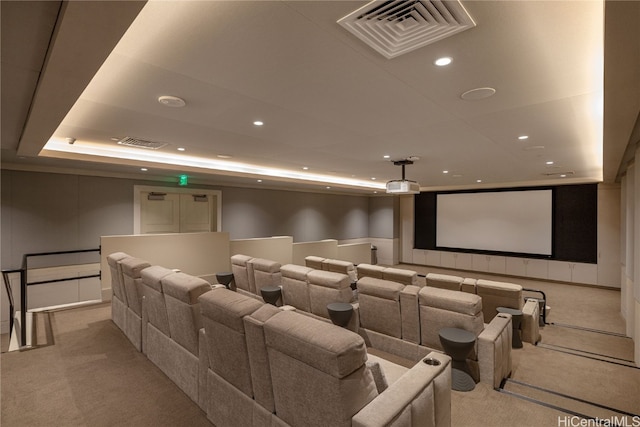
xmin=137 ymin=187 xmax=220 ymax=234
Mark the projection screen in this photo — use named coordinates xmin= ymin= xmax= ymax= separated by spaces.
xmin=436 ymin=190 xmax=553 ymax=255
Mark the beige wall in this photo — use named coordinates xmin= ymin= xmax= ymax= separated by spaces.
xmin=101 ymin=232 xmax=230 ymax=299
xmin=229 ymin=236 xmax=293 ymax=265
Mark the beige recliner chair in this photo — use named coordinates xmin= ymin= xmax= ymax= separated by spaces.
xmin=475 ymin=279 xmax=541 ymax=344
xmin=264 ymin=310 xmax=452 ymax=427
xmin=157 ymin=272 xmax=211 ymax=405
xmin=307 ymin=269 xmax=359 ymax=331
xmin=418 ymin=286 xmax=512 ymax=388
xmin=280 ymin=264 xmax=313 ymax=312
xmin=199 ymin=287 xmax=272 ymax=426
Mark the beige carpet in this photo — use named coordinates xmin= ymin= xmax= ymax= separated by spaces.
xmin=1 ymin=268 xmax=639 ymax=427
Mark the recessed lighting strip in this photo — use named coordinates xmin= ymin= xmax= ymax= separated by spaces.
xmin=43 ymin=139 xmax=386 ymax=190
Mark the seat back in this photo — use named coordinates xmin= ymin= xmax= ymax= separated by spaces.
xmin=140 ymin=265 xmax=175 ymax=336
xmin=322 ymin=259 xmax=357 ymax=283
xmin=356 ymin=263 xmax=385 ymax=280
xmin=251 ymin=258 xmax=282 ymax=295
xmin=280 ymin=264 xmax=313 ymax=311
xmin=264 ymin=310 xmax=378 ymax=427
xmin=161 ymin=272 xmax=211 ymax=356
xmin=199 ymin=287 xmax=264 ymax=396
xmin=475 ymin=279 xmax=523 ymax=322
xmin=304 ymin=255 xmax=325 ymax=270
xmin=418 ymin=286 xmax=484 ymax=356
xmin=307 ymin=270 xmax=352 ymax=319
xmin=231 ymin=254 xmax=255 ymax=293
xmin=357 ymin=277 xmax=404 ymax=339
xmin=425 ymin=273 xmax=464 ymax=291
xmin=382 ymin=267 xmax=419 ymax=287
xmin=107 ymin=252 xmax=130 ymax=304
xmin=120 ymin=257 xmax=151 ymax=315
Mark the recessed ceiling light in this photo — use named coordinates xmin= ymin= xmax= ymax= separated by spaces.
xmin=110 ymin=137 xmax=120 ymax=141
xmin=461 ymin=87 xmax=496 ymax=101
xmin=371 ymin=177 xmax=376 ymax=180
xmin=560 ymin=174 xmax=567 ymax=178
xmin=141 ymin=168 xmax=148 ymax=171
xmin=476 ymin=179 xmax=482 ymax=183
xmin=434 ymin=57 xmax=452 ymax=66
xmin=443 ymin=170 xmax=449 ymax=174
xmin=257 ymin=179 xmax=263 ymax=183
xmin=326 ymin=186 xmax=331 ymax=189
xmin=518 ymin=135 xmax=529 ymax=140
xmin=383 ymin=155 xmax=390 ymax=159
xmin=546 ymin=161 xmax=554 ymax=165
xmin=302 ymin=166 xmax=309 ymax=170
xmin=177 ymin=147 xmax=186 ymax=151
xmin=158 ymin=95 xmax=186 ymax=108
xmin=217 ymin=154 xmax=232 ymax=159
xmin=253 ymin=120 xmax=264 ymax=126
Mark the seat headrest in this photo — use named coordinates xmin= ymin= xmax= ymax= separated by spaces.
xmin=119 ymin=257 xmax=151 ymax=278
xmin=419 ymin=286 xmax=482 ymax=316
xmin=107 ymin=252 xmax=130 ymax=267
xmin=307 ymin=269 xmax=350 ymax=289
xmin=281 ymin=264 xmax=313 ymax=280
xmin=231 ymin=254 xmax=254 ymax=266
xmin=476 ymin=279 xmax=523 ymax=294
xmin=357 ymin=277 xmax=404 ymax=300
xmin=251 ymin=258 xmax=281 ymax=272
xmin=161 ymin=272 xmax=211 ymax=304
xmin=264 ymin=310 xmax=367 ymax=378
xmin=141 ymin=265 xmax=176 ymax=292
xmin=199 ymin=287 xmax=264 ymax=332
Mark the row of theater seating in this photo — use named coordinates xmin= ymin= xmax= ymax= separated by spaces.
xmin=301 ymin=257 xmax=541 ymax=344
xmin=106 ymin=252 xmax=453 ymax=427
xmin=230 ymin=254 xmax=515 ymax=389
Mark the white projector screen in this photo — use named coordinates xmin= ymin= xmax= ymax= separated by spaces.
xmin=436 ymin=190 xmax=553 ymax=255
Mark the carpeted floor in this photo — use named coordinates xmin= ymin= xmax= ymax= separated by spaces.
xmin=1 ymin=267 xmax=639 ymax=426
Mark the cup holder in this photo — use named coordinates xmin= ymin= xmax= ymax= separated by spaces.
xmin=423 ymin=357 xmax=441 ymax=366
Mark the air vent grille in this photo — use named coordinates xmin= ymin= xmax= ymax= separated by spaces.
xmin=116 ymin=137 xmax=168 ymax=150
xmin=338 ymin=0 xmax=476 ymax=59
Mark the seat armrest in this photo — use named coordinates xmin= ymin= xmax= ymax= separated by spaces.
xmin=478 ymin=313 xmax=512 ymax=388
xmin=521 ymin=299 xmax=541 ymax=344
xmin=353 ymin=352 xmax=451 ymax=427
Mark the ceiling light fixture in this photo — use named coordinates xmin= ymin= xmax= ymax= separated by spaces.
xmin=476 ymin=179 xmax=482 ymax=183
xmin=434 ymin=57 xmax=452 ymax=66
xmin=177 ymin=147 xmax=186 ymax=152
xmin=461 ymin=87 xmax=496 ymax=100
xmin=518 ymin=135 xmax=529 ymax=140
xmin=443 ymin=170 xmax=449 ymax=174
xmin=158 ymin=95 xmax=186 ymax=108
xmin=253 ymin=120 xmax=264 ymax=126
xmin=141 ymin=168 xmax=148 ymax=171
xmin=383 ymin=155 xmax=390 ymax=159
xmin=546 ymin=161 xmax=554 ymax=165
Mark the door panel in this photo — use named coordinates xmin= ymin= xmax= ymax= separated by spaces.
xmin=140 ymin=192 xmax=180 ymax=233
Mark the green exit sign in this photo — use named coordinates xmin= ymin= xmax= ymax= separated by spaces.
xmin=178 ymin=175 xmax=188 ymax=186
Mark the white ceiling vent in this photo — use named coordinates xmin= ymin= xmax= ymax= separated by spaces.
xmin=338 ymin=0 xmax=476 ymax=59
xmin=116 ymin=137 xmax=168 ymax=150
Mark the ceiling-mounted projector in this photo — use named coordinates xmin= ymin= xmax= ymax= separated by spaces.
xmin=386 ymin=179 xmax=420 ymax=194
xmin=386 ymin=158 xmax=421 ymax=194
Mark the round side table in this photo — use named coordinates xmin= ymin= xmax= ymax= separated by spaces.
xmin=215 ymin=272 xmax=234 ymax=290
xmin=327 ymin=302 xmax=353 ymax=327
xmin=497 ymin=307 xmax=523 ymax=348
xmin=260 ymin=286 xmax=282 ymax=306
xmin=438 ymin=327 xmax=477 ymax=392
